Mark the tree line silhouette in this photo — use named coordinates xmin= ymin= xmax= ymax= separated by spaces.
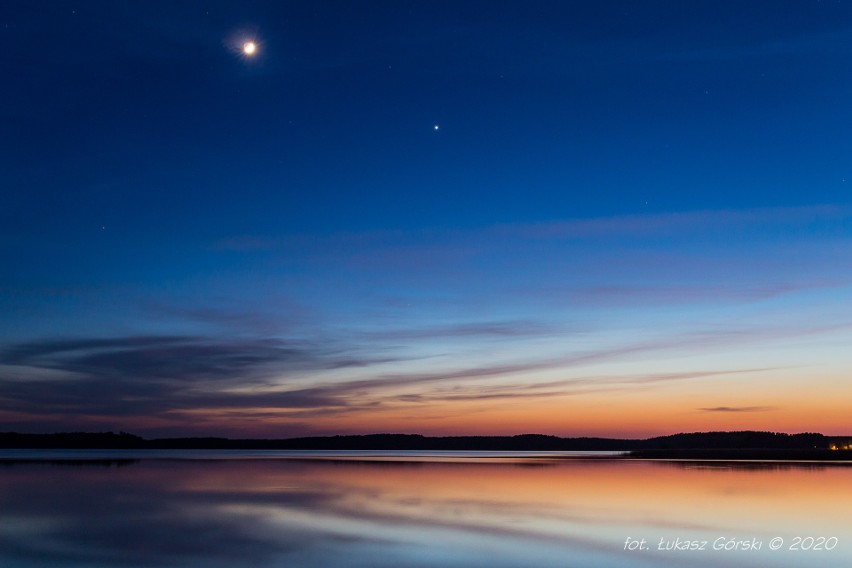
xmin=0 ymin=430 xmax=842 ymax=452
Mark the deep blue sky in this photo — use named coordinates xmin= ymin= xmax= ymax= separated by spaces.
xmin=2 ymin=1 xmax=852 ymax=437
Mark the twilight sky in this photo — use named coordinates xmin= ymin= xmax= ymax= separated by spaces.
xmin=2 ymin=1 xmax=852 ymax=438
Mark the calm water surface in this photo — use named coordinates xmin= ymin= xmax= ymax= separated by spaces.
xmin=1 ymin=451 xmax=850 ymax=567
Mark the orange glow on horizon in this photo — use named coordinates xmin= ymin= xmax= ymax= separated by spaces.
xmin=138 ymin=382 xmax=852 ymax=439
xmin=25 ymin=368 xmax=846 ymax=439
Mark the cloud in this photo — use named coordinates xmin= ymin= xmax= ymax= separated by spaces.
xmin=360 ymin=320 xmax=561 ymax=340
xmin=382 ymin=368 xmax=775 ymax=405
xmin=0 ymin=312 xmax=845 ymax=434
xmin=206 ymin=205 xmax=852 ymax=313
xmin=523 ymin=282 xmax=843 ymax=308
xmin=144 ymin=302 xmax=318 ymax=335
xmin=698 ymin=406 xmax=777 ymax=413
xmin=2 ymin=335 xmax=314 ymax=382
xmin=0 ymin=335 xmax=403 ymax=422
xmin=245 ymin=350 xmax=777 ymax=413
xmin=214 ymin=205 xmax=852 ymax=254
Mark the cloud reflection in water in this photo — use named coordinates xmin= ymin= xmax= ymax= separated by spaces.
xmin=1 ymin=456 xmax=851 ymax=567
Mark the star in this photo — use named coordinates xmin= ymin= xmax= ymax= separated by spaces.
xmin=433 ymin=124 xmax=440 ymax=131
xmin=243 ymin=41 xmax=257 ymax=56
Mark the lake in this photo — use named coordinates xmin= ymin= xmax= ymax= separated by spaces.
xmin=1 ymin=451 xmax=850 ymax=567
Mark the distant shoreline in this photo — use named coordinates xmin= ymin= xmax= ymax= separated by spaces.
xmin=2 ymin=448 xmax=852 ymax=465
xmin=625 ymin=448 xmax=852 ymax=461
xmin=2 ymin=431 xmax=851 ymax=461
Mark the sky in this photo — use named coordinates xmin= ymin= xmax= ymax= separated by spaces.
xmin=2 ymin=0 xmax=851 ymax=438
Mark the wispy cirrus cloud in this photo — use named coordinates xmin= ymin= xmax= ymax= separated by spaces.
xmin=492 ymin=205 xmax=852 ymax=240
xmin=359 ymin=320 xmax=561 ymax=341
xmin=213 ymin=204 xmax=852 ymax=253
xmin=1 ymin=310 xmax=848 ymax=434
xmin=515 ymin=281 xmax=846 ymax=308
xmin=207 ymin=205 xmax=852 ymax=318
xmin=2 ymin=335 xmax=316 ymax=382
xmin=367 ymin=368 xmax=776 ymax=405
xmin=0 ymin=334 xmax=403 ymax=420
xmin=698 ymin=406 xmax=777 ymax=413
xmin=142 ymin=301 xmax=320 ymax=336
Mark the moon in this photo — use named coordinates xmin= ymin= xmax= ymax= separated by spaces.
xmin=243 ymin=41 xmax=257 ymax=56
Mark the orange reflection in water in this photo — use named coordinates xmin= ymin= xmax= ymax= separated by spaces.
xmin=176 ymin=456 xmax=852 ymax=564
xmin=2 ymin=455 xmax=852 ymax=568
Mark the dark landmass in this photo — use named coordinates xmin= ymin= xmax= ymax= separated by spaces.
xmin=627 ymin=448 xmax=852 ymax=461
xmin=0 ymin=431 xmax=627 ymax=450
xmin=0 ymin=432 xmax=148 ymax=450
xmin=1 ymin=431 xmax=850 ymax=460
xmin=0 ymin=458 xmax=140 ymax=468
